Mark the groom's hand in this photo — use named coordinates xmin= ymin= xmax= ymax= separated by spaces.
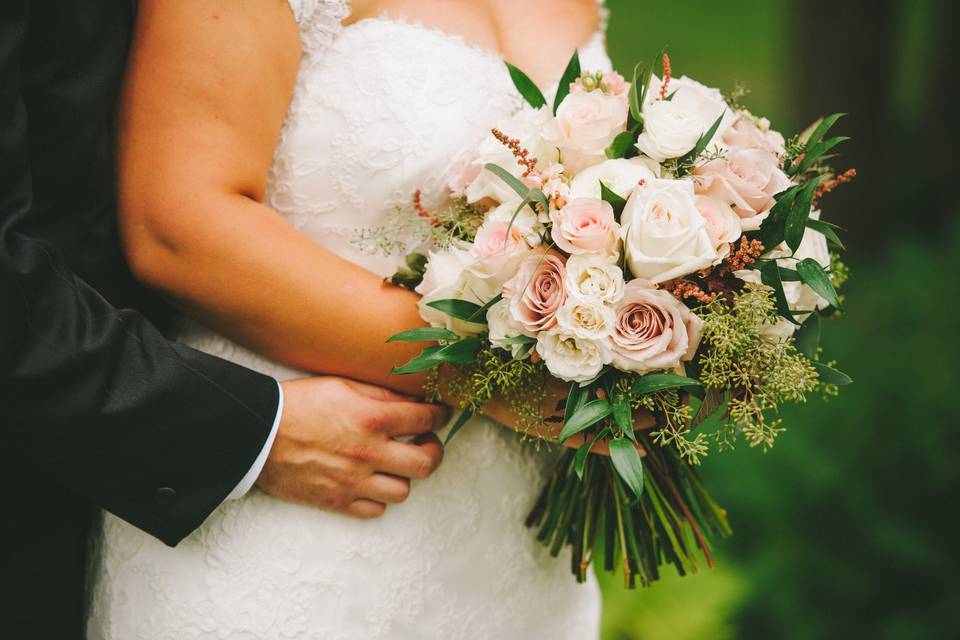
xmin=256 ymin=377 xmax=450 ymax=518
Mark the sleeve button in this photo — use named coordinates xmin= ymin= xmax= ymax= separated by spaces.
xmin=155 ymin=487 xmax=177 ymax=505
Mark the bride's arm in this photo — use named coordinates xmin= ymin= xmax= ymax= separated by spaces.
xmin=118 ymin=0 xmax=432 ymax=396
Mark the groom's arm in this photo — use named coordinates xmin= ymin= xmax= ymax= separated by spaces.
xmin=0 ymin=2 xmax=279 ymax=546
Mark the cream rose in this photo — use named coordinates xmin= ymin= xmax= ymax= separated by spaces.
xmin=415 ymin=243 xmax=499 ymax=336
xmin=556 ymin=297 xmax=616 ymax=341
xmin=723 ymin=116 xmax=787 ymax=156
xmin=635 ymin=75 xmax=735 ymax=162
xmin=503 ymin=251 xmax=567 ymax=335
xmin=621 ymin=178 xmax=718 ymax=283
xmin=606 ymin=280 xmax=703 ymax=373
xmin=694 ymin=148 xmax=792 ymax=231
xmin=564 ymin=254 xmax=625 ymax=303
xmin=536 ymin=330 xmax=611 ymax=383
xmin=694 ymin=194 xmax=742 ymax=254
xmin=550 ymin=198 xmax=621 ymax=258
xmin=465 ymin=105 xmax=556 ymax=203
xmin=543 ymin=90 xmax=629 ymax=159
xmin=467 ymin=217 xmax=532 ymax=285
xmin=568 ymin=158 xmax=658 ymax=201
xmin=487 ymin=298 xmax=529 ymax=356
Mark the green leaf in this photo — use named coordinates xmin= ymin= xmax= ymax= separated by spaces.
xmin=611 ymin=392 xmax=635 ymax=442
xmin=404 ymin=252 xmax=427 ymax=272
xmin=794 ymin=312 xmax=821 ymax=359
xmin=627 ymin=62 xmax=644 ymax=123
xmin=759 ymin=184 xmax=802 ymax=249
xmin=469 ymin=293 xmax=504 ymax=322
xmin=631 ymin=372 xmax=705 ymax=399
xmin=484 ymin=163 xmax=530 ymax=200
xmin=778 ymin=266 xmax=802 ymax=281
xmin=807 ymin=218 xmax=845 ymax=249
xmin=573 ymin=427 xmax=609 ymax=480
xmin=691 ymin=386 xmax=726 ymax=428
xmin=425 ymin=299 xmax=486 ymax=323
xmin=527 ymin=188 xmax=549 ymax=213
xmin=444 ymin=409 xmax=474 ymax=445
xmin=605 ymin=128 xmax=638 ymax=159
xmin=514 ymin=341 xmax=535 ymax=360
xmin=760 ymin=259 xmax=801 ymax=324
xmin=552 ymin=50 xmax=581 ymax=115
xmin=390 ymin=346 xmax=444 ymax=375
xmin=599 ymin=181 xmax=628 ymax=219
xmin=499 ymin=335 xmax=536 ymax=346
xmin=433 ymin=337 xmax=483 ymax=365
xmin=505 ymin=63 xmax=547 ymax=109
xmin=785 ymin=178 xmax=821 ymax=253
xmin=563 ymin=382 xmax=587 ymax=426
xmin=558 ymin=399 xmax=612 ymax=442
xmin=677 ymin=112 xmax=725 ymax=167
xmin=796 ymin=258 xmax=843 ymax=310
xmin=813 ymin=362 xmax=853 ymax=386
xmin=609 ymin=438 xmax=644 ymax=499
xmin=386 ymin=327 xmax=459 ymax=343
xmin=797 ymin=134 xmax=850 ymax=175
xmin=803 ymin=113 xmax=846 ymax=147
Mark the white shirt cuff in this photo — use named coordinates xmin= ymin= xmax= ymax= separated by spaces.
xmin=225 ymin=380 xmax=283 ymax=500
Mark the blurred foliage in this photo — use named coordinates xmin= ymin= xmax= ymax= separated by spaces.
xmin=600 ymin=1 xmax=960 ymax=638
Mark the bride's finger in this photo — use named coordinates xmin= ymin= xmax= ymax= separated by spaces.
xmin=354 ymin=474 xmax=412 ymax=505
xmin=342 ymin=499 xmax=387 ymax=519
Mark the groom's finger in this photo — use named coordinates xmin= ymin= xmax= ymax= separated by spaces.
xmin=354 ymin=474 xmax=412 ymax=504
xmin=342 ymin=499 xmax=387 ymax=519
xmin=368 ymin=400 xmax=450 ymax=436
xmin=377 ymin=434 xmax=444 ymax=479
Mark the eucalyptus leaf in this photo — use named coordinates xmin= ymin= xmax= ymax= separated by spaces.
xmin=760 ymin=259 xmax=801 ymax=324
xmin=796 ymin=258 xmax=843 ymax=310
xmin=558 ymin=399 xmax=612 ymax=442
xmin=631 ymin=372 xmax=705 ymax=399
xmin=505 ymin=63 xmax=547 ymax=109
xmin=425 ymin=299 xmax=487 ymax=323
xmin=813 ymin=362 xmax=853 ymax=386
xmin=386 ymin=327 xmax=459 ymax=343
xmin=609 ymin=438 xmax=644 ymax=499
xmin=444 ymin=409 xmax=474 ymax=445
xmin=794 ymin=312 xmax=821 ymax=359
xmin=785 ymin=178 xmax=821 ymax=252
xmin=484 ymin=163 xmax=530 ymax=200
xmin=563 ymin=382 xmax=587 ymax=426
xmin=599 ymin=181 xmax=627 ymax=219
xmin=807 ymin=218 xmax=845 ymax=249
xmin=552 ymin=50 xmax=581 ymax=115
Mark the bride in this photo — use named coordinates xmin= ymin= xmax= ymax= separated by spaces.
xmin=87 ymin=0 xmax=623 ymax=637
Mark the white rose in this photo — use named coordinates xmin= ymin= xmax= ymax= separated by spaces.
xmin=465 ymin=105 xmax=557 ymax=203
xmin=568 ymin=158 xmax=658 ymax=201
xmin=635 ymin=75 xmax=735 ymax=162
xmin=735 ymin=213 xmax=832 ymax=340
xmin=487 ymin=298 xmax=528 ymax=357
xmin=564 ymin=255 xmax=625 ymax=303
xmin=621 ymin=178 xmax=719 ymax=283
xmin=556 ymin=297 xmax=616 ymax=341
xmin=535 ymin=330 xmax=611 ymax=383
xmin=485 ymin=200 xmax=543 ymax=246
xmin=415 ymin=243 xmax=499 ymax=336
xmin=542 ymin=90 xmax=628 ymax=163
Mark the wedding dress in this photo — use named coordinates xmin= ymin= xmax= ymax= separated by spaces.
xmin=87 ymin=2 xmax=615 ymax=638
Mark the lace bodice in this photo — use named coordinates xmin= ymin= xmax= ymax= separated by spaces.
xmin=87 ymin=2 xmax=613 ymax=638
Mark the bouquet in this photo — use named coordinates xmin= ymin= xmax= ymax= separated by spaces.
xmin=367 ymin=50 xmax=854 ymax=587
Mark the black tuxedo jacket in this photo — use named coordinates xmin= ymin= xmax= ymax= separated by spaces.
xmin=1 ymin=2 xmax=281 ymax=637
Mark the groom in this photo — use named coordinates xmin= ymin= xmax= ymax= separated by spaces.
xmin=0 ymin=1 xmax=448 ymax=637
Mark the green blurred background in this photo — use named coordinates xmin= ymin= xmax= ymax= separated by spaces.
xmin=599 ymin=1 xmax=960 ymax=638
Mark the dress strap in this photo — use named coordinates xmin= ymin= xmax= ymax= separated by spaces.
xmin=286 ymin=0 xmax=351 ymax=57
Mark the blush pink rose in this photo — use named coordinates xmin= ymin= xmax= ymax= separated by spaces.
xmin=694 ymin=194 xmax=742 ymax=251
xmin=694 ymin=148 xmax=792 ymax=231
xmin=722 ymin=117 xmax=786 ymax=156
xmin=468 ymin=219 xmax=530 ymax=283
xmin=550 ymin=198 xmax=621 ymax=257
xmin=606 ymin=280 xmax=703 ymax=373
xmin=504 ymin=251 xmax=568 ymax=335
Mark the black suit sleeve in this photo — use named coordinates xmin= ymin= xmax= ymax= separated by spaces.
xmin=0 ymin=2 xmax=280 ymax=546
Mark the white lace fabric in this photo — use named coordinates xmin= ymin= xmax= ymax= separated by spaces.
xmin=87 ymin=2 xmax=613 ymax=638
